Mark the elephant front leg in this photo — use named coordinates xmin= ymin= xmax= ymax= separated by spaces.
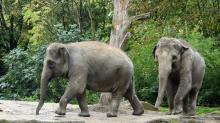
xmin=76 ymin=91 xmax=90 ymax=117
xmin=55 ymin=85 xmax=76 ymax=115
xmin=107 ymin=93 xmax=122 ymax=117
xmin=55 ymin=74 xmax=87 ymax=115
xmin=182 ymin=94 xmax=189 ymax=114
xmin=172 ymin=77 xmax=191 ymax=115
xmin=166 ymin=80 xmax=177 ymax=115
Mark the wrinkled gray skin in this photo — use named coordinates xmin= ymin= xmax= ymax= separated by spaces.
xmin=153 ymin=37 xmax=205 ymax=115
xmin=36 ymin=41 xmax=144 ymax=117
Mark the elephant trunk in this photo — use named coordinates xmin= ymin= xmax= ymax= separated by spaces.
xmin=155 ymin=61 xmax=171 ymax=108
xmin=36 ymin=67 xmax=52 ymax=115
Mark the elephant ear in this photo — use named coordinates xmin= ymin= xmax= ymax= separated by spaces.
xmin=173 ymin=42 xmax=189 ymax=55
xmin=180 ymin=43 xmax=189 ymax=55
xmin=58 ymin=46 xmax=69 ymax=62
xmin=152 ymin=45 xmax=158 ymax=60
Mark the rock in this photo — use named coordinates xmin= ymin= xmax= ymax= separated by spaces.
xmin=141 ymin=101 xmax=159 ymax=111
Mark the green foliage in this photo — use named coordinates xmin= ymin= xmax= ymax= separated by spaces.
xmin=22 ymin=0 xmax=54 ymax=45
xmin=128 ymin=39 xmax=158 ymax=103
xmin=128 ymin=20 xmax=165 ymax=104
xmin=159 ymin=106 xmax=220 ymax=116
xmin=196 ymin=107 xmax=220 ymax=116
xmin=0 ymin=46 xmax=45 ymax=99
xmin=53 ymin=24 xmax=85 ymax=43
xmin=130 ymin=0 xmax=220 ymax=40
xmin=86 ymin=91 xmax=100 ymax=104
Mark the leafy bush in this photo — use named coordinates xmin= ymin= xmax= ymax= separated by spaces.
xmin=0 ymin=46 xmax=45 ymax=100
xmin=53 ymin=24 xmax=85 ymax=43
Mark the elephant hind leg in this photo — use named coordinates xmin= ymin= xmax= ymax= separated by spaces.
xmin=124 ymin=83 xmax=144 ymax=115
xmin=106 ymin=91 xmax=123 ymax=117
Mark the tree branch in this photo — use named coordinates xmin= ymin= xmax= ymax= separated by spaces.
xmin=86 ymin=0 xmax=95 ymax=40
xmin=119 ymin=32 xmax=132 ymax=48
xmin=73 ymin=0 xmax=83 ymax=34
xmin=131 ymin=12 xmax=151 ymax=21
xmin=16 ymin=16 xmax=23 ymax=44
xmin=9 ymin=14 xmax=15 ymax=50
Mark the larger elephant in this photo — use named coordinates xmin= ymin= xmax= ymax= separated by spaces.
xmin=36 ymin=41 xmax=144 ymax=117
xmin=153 ymin=37 xmax=205 ymax=115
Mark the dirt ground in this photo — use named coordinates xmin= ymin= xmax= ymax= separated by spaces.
xmin=0 ymin=100 xmax=219 ymax=123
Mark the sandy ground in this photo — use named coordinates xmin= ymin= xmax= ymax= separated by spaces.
xmin=0 ymin=100 xmax=219 ymax=123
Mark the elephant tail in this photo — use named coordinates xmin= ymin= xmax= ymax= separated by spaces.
xmin=36 ymin=100 xmax=44 ymax=115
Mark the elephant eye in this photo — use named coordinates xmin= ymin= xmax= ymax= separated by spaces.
xmin=47 ymin=60 xmax=56 ymax=69
xmin=172 ymin=55 xmax=177 ymax=60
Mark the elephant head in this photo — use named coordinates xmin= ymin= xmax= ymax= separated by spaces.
xmin=36 ymin=43 xmax=69 ymax=115
xmin=153 ymin=37 xmax=189 ymax=108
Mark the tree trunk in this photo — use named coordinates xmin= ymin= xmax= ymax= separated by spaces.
xmin=0 ymin=0 xmax=8 ymax=30
xmin=72 ymin=0 xmax=83 ymax=34
xmin=86 ymin=1 xmax=95 ymax=40
xmin=109 ymin=0 xmax=130 ymax=48
xmin=62 ymin=2 xmax=66 ymax=29
xmin=99 ymin=0 xmax=130 ymax=106
xmin=0 ymin=0 xmax=9 ymax=51
xmin=9 ymin=14 xmax=15 ymax=50
xmin=79 ymin=0 xmax=83 ymax=34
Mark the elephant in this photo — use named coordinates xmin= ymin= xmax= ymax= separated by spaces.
xmin=35 ymin=41 xmax=144 ymax=117
xmin=153 ymin=37 xmax=205 ymax=115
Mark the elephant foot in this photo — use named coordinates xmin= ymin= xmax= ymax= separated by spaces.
xmin=78 ymin=111 xmax=90 ymax=117
xmin=166 ymin=111 xmax=172 ymax=115
xmin=171 ymin=110 xmax=182 ymax=115
xmin=171 ymin=106 xmax=182 ymax=115
xmin=106 ymin=112 xmax=117 ymax=117
xmin=55 ymin=107 xmax=66 ymax=115
xmin=185 ymin=110 xmax=196 ymax=116
xmin=166 ymin=108 xmax=174 ymax=115
xmin=132 ymin=108 xmax=144 ymax=115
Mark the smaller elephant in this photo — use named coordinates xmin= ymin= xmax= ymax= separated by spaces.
xmin=36 ymin=41 xmax=144 ymax=117
xmin=153 ymin=37 xmax=205 ymax=115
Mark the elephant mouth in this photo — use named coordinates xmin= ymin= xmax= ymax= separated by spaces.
xmin=52 ymin=71 xmax=63 ymax=76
